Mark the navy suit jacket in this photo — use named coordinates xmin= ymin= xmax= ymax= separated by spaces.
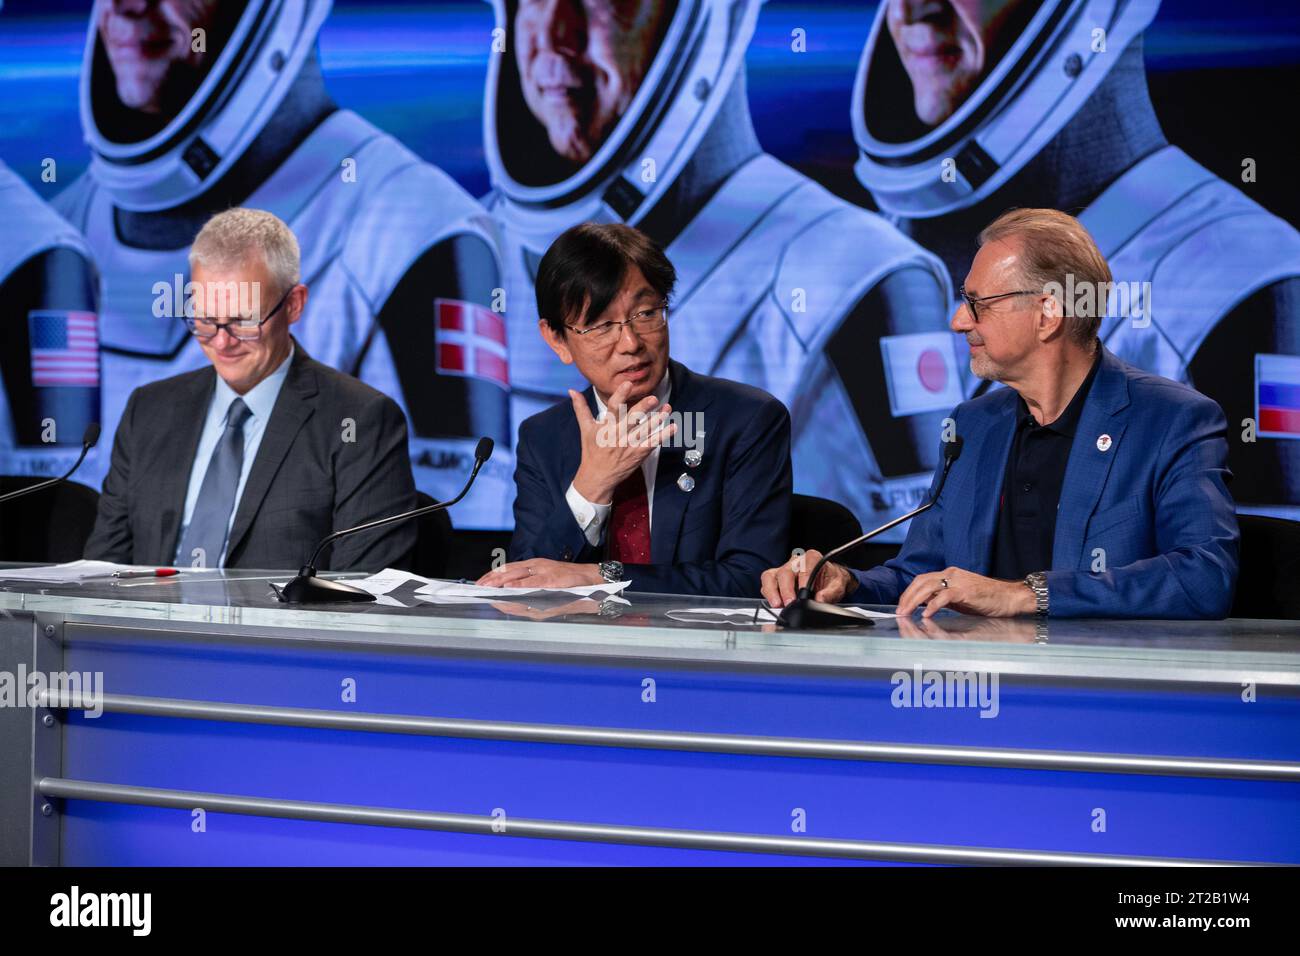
xmin=509 ymin=361 xmax=792 ymax=596
xmin=853 ymin=348 xmax=1240 ymax=619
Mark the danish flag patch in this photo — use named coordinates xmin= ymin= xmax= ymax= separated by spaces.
xmin=434 ymin=298 xmax=508 ymax=388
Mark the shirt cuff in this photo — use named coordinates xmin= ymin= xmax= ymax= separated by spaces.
xmin=565 ymin=482 xmax=611 ymax=547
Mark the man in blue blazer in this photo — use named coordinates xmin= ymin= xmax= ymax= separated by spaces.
xmin=763 ymin=208 xmax=1239 ymax=619
xmin=479 ymin=223 xmax=792 ymax=596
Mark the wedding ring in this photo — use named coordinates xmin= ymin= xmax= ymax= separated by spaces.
xmin=940 ymin=578 xmax=949 ymax=589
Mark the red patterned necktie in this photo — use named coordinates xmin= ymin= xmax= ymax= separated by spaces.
xmin=608 ymin=467 xmax=651 ymax=564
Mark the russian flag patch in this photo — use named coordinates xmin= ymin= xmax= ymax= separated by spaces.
xmin=1256 ymin=353 xmax=1300 ymax=439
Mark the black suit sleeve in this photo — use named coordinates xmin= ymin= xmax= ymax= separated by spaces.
xmin=83 ymin=388 xmax=139 ymax=563
xmin=321 ymin=394 xmax=418 ymax=572
xmin=825 ymin=265 xmax=951 ymax=478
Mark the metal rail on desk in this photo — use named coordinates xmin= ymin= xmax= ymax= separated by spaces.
xmin=38 ymin=691 xmax=1300 ymax=782
xmin=36 ymin=777 xmax=1240 ymax=867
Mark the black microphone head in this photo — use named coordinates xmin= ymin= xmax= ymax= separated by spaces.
xmin=944 ymin=435 xmax=963 ymax=464
xmin=83 ymin=422 xmax=101 ymax=449
xmin=474 ymin=436 xmax=494 ymax=464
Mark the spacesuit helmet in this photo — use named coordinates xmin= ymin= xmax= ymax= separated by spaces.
xmin=79 ymin=0 xmax=332 ymax=212
xmin=484 ymin=0 xmax=764 ymax=231
xmin=852 ymin=0 xmax=1160 ymax=219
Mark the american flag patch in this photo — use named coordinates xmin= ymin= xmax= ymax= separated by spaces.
xmin=434 ymin=299 xmax=508 ymax=388
xmin=29 ymin=310 xmax=99 ymax=387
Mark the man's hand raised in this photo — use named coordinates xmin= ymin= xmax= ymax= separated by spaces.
xmin=570 ymin=380 xmax=677 ymax=503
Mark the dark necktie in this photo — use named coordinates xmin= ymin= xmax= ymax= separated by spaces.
xmin=608 ymin=467 xmax=651 ymax=564
xmin=176 ymin=397 xmax=253 ymax=568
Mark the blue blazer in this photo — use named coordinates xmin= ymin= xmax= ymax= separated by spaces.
xmin=853 ymin=348 xmax=1240 ymax=619
xmin=509 ymin=360 xmax=792 ymax=596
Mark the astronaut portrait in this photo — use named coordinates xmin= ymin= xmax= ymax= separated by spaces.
xmin=853 ymin=0 xmax=1300 ymax=506
xmin=51 ymin=0 xmax=512 ymax=520
xmin=0 ymin=0 xmax=1295 ymax=534
xmin=512 ymin=0 xmax=673 ymax=170
xmin=486 ymin=0 xmax=959 ymax=538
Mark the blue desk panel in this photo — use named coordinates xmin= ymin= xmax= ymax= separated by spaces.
xmin=3 ymin=574 xmax=1297 ymax=866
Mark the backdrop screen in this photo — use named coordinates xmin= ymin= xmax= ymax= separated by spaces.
xmin=1 ymin=0 xmax=1297 ymax=537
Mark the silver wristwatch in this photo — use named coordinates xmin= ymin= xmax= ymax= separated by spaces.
xmin=1024 ymin=571 xmax=1049 ymax=618
xmin=598 ymin=560 xmax=625 ymax=584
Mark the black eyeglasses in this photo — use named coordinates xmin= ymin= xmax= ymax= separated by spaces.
xmin=565 ymin=304 xmax=668 ymax=344
xmin=184 ymin=286 xmax=295 ymax=341
xmin=957 ymin=284 xmax=1039 ymax=323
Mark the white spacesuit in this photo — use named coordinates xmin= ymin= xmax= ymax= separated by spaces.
xmin=53 ymin=0 xmax=513 ymax=525
xmin=484 ymin=0 xmax=955 ymax=540
xmin=0 ymin=161 xmax=100 ymax=478
xmin=852 ymin=0 xmax=1300 ymax=504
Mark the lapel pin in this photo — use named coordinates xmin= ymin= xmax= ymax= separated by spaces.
xmin=684 ymin=448 xmax=702 ymax=468
xmin=676 ymin=472 xmax=695 ymax=493
xmin=1096 ymin=433 xmax=1112 ymax=452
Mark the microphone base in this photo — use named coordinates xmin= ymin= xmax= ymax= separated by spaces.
xmin=776 ymin=598 xmax=876 ymax=630
xmin=279 ymin=572 xmax=376 ymax=605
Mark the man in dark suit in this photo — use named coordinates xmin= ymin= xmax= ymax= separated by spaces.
xmin=478 ymin=223 xmax=792 ymax=596
xmin=762 ymin=208 xmax=1240 ymax=619
xmin=85 ymin=208 xmax=416 ymax=571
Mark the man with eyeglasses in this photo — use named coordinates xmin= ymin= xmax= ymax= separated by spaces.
xmin=84 ymin=208 xmax=417 ymax=571
xmin=762 ymin=208 xmax=1239 ymax=620
xmin=478 ymin=223 xmax=792 ymax=596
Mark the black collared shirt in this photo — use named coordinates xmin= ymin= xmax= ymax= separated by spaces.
xmin=990 ymin=348 xmax=1103 ymax=581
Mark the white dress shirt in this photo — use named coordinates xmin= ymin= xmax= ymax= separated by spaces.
xmin=565 ymin=372 xmax=672 ymax=547
xmin=173 ymin=346 xmax=295 ymax=565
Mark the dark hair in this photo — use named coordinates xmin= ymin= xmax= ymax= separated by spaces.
xmin=535 ymin=223 xmax=677 ymax=335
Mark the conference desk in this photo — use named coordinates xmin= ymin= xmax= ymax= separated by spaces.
xmin=2 ymin=570 xmax=1298 ymax=867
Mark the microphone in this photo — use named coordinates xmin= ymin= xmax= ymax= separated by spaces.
xmin=279 ymin=437 xmax=494 ymax=604
xmin=777 ymin=436 xmax=964 ymax=629
xmin=0 ymin=423 xmax=101 ymax=505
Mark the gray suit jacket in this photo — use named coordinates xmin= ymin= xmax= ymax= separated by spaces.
xmin=84 ymin=342 xmax=417 ymax=571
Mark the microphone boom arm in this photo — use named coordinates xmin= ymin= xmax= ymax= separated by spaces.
xmin=279 ymin=436 xmax=494 ymax=604
xmin=303 ymin=456 xmax=485 ymax=571
xmin=779 ymin=437 xmax=963 ymax=628
xmin=0 ymin=424 xmax=100 ymax=505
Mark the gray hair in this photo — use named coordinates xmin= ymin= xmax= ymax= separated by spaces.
xmin=189 ymin=207 xmax=300 ymax=297
xmin=978 ymin=207 xmax=1111 ymax=346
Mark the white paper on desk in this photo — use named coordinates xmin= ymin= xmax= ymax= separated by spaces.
xmin=666 ymin=606 xmax=898 ymax=625
xmin=0 ymin=560 xmax=219 ymax=584
xmin=285 ymin=570 xmax=633 ymax=606
xmin=343 ymin=568 xmax=441 ymax=596
xmin=414 ymin=578 xmax=631 ymax=604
